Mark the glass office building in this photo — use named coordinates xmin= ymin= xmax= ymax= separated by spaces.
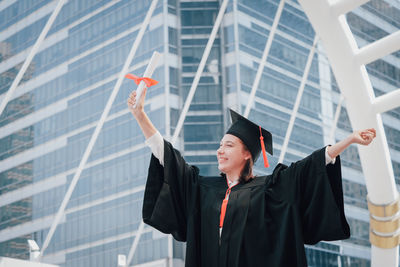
xmin=0 ymin=0 xmax=399 ymax=266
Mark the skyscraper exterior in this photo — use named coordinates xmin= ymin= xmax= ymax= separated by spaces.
xmin=0 ymin=0 xmax=399 ymax=266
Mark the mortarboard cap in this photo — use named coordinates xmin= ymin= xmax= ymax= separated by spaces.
xmin=226 ymin=109 xmax=273 ymax=167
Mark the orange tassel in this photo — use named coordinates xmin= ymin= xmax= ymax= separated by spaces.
xmin=259 ymin=126 xmax=269 ymax=168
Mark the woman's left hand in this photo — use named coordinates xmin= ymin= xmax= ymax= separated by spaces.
xmin=327 ymin=128 xmax=377 ymax=159
xmin=352 ymin=128 xmax=376 ymax=146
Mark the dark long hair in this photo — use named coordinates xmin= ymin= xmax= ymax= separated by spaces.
xmin=239 ymin=157 xmax=254 ymax=183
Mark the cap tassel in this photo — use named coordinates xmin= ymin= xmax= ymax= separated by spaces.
xmin=259 ymin=126 xmax=269 ymax=168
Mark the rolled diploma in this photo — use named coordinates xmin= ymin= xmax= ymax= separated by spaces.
xmin=133 ymin=51 xmax=161 ymax=108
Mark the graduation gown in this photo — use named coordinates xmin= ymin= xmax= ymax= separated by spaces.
xmin=142 ymin=140 xmax=350 ymax=267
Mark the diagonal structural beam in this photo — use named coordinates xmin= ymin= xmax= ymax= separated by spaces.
xmin=171 ymin=0 xmax=230 ymax=144
xmin=329 ymin=94 xmax=344 ymax=142
xmin=0 ymin=0 xmax=67 ymax=117
xmin=372 ymin=89 xmax=400 ymax=114
xmin=244 ymin=0 xmax=286 ymax=118
xmin=126 ymin=219 xmax=145 ymax=266
xmin=278 ymin=36 xmax=319 ymax=163
xmin=38 ymin=0 xmax=159 ymax=259
xmin=356 ymin=30 xmax=400 ymax=65
xmin=330 ymin=0 xmax=370 ymax=17
xmin=126 ymin=1 xmax=230 ymax=265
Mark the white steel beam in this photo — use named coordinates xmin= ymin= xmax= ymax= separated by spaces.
xmin=171 ymin=0 xmax=229 ymax=144
xmin=38 ymin=0 xmax=160 ymax=259
xmin=278 ymin=36 xmax=318 ymax=163
xmin=298 ymin=0 xmax=398 ymax=265
xmin=244 ymin=0 xmax=286 ymax=118
xmin=0 ymin=0 xmax=67 ymax=117
xmin=126 ymin=0 xmax=230 ymax=265
xmin=126 ymin=220 xmax=145 ymax=266
xmin=330 ymin=0 xmax=370 ymax=17
xmin=356 ymin=30 xmax=400 ymax=65
xmin=372 ymin=89 xmax=400 ymax=114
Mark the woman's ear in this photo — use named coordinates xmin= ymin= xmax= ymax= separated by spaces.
xmin=244 ymin=150 xmax=251 ymax=161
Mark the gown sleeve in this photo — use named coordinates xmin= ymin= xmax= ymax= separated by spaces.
xmin=142 ymin=139 xmax=199 ymax=242
xmin=273 ymin=146 xmax=350 ymax=244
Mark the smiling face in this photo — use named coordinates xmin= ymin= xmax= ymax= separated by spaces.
xmin=217 ymin=134 xmax=252 ymax=180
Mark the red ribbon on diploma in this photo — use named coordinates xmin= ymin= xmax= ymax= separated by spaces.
xmin=125 ymin=73 xmax=159 ymax=87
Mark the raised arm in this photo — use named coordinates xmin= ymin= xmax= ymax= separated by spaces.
xmin=131 ymin=88 xmax=199 ymax=242
xmin=327 ymin=128 xmax=376 ymax=159
xmin=127 ymin=87 xmax=157 ymax=139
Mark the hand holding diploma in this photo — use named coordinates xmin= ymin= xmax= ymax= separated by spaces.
xmin=127 ymin=87 xmax=147 ymax=117
xmin=126 ymin=51 xmax=161 ymax=139
xmin=126 ymin=51 xmax=160 ymax=108
xmin=127 ymin=86 xmax=158 ymax=139
xmin=126 ymin=73 xmax=158 ymax=116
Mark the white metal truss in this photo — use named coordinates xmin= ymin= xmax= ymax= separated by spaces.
xmin=125 ymin=1 xmax=231 ymax=265
xmin=0 ymin=0 xmax=67 ymax=117
xmin=372 ymin=89 xmax=400 ymax=114
xmin=298 ymin=0 xmax=400 ymax=266
xmin=38 ymin=0 xmax=160 ymax=259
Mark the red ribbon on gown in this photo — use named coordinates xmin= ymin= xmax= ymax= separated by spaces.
xmin=219 ymin=181 xmax=239 ymax=228
xmin=125 ymin=73 xmax=159 ymax=87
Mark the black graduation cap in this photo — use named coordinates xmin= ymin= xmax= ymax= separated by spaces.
xmin=226 ymin=109 xmax=273 ymax=167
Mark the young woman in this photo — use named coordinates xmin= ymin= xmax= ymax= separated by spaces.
xmin=127 ymin=87 xmax=376 ymax=267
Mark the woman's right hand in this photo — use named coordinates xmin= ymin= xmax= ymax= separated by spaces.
xmin=127 ymin=87 xmax=147 ymax=118
xmin=126 ymin=86 xmax=157 ymax=139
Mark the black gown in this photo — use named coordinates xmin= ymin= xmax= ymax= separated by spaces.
xmin=142 ymin=140 xmax=350 ymax=267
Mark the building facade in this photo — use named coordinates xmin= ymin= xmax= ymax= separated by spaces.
xmin=0 ymin=0 xmax=399 ymax=266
